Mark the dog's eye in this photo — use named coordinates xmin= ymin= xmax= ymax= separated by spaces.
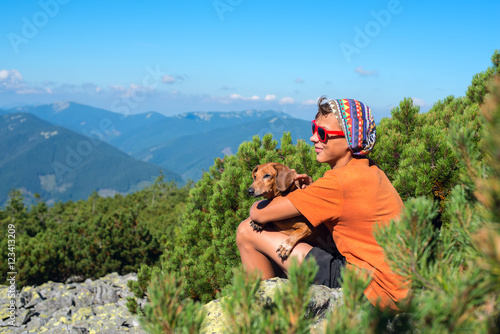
xmin=263 ymin=174 xmax=271 ymax=179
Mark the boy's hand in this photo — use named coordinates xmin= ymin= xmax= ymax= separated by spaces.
xmin=292 ymin=170 xmax=313 ymax=189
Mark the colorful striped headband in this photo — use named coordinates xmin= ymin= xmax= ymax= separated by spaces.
xmin=328 ymin=99 xmax=376 ymax=156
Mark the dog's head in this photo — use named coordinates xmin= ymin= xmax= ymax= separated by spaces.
xmin=247 ymin=162 xmax=298 ymax=199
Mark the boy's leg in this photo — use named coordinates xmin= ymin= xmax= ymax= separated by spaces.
xmin=305 ymin=246 xmax=345 ymax=288
xmin=236 ymin=217 xmax=313 ymax=279
xmin=304 ymin=224 xmax=346 ymax=288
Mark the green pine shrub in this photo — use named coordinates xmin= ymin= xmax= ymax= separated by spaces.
xmin=371 ymin=74 xmax=500 ymax=333
xmin=221 ymin=258 xmax=318 ymax=334
xmin=139 ymin=270 xmax=205 ymax=334
xmin=467 ymin=50 xmax=500 ymax=105
xmin=137 ymin=258 xmax=320 ymax=333
xmin=157 ymin=132 xmax=328 ymax=303
xmin=371 ymin=51 xmax=499 ymax=226
xmin=0 ymin=175 xmax=191 ymax=288
xmin=323 ymin=265 xmax=390 ymax=334
xmin=16 ymin=206 xmax=160 ymax=286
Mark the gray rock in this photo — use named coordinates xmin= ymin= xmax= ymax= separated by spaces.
xmin=72 ymin=288 xmax=94 ymax=308
xmin=18 ymin=308 xmax=36 ymax=325
xmin=65 ymin=275 xmax=86 ymax=284
xmin=201 ymin=277 xmax=344 ymax=334
xmin=16 ymin=289 xmax=32 ymax=309
xmin=91 ymin=284 xmax=119 ymax=305
xmin=0 ymin=272 xmax=147 ymax=334
xmin=70 ymin=327 xmax=90 ymax=334
xmin=25 ymin=314 xmax=49 ymax=331
xmin=34 ymin=295 xmax=73 ymax=314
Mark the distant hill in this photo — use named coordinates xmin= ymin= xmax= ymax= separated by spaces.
xmin=0 ymin=113 xmax=182 ymax=205
xmin=114 ymin=109 xmax=294 ymax=155
xmin=135 ymin=116 xmax=312 ymax=180
xmin=10 ymin=102 xmax=165 ymax=151
xmin=4 ymin=101 xmax=314 ymax=186
xmin=8 ymin=102 xmax=293 ymax=155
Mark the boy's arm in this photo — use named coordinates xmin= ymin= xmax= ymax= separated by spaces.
xmin=249 ymin=196 xmax=300 ymax=224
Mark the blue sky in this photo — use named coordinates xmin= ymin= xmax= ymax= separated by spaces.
xmin=1 ymin=0 xmax=498 ymax=121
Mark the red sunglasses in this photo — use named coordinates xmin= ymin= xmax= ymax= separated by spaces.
xmin=311 ymin=120 xmax=345 ymax=143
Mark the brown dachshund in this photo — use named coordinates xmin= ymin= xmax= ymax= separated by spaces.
xmin=247 ymin=162 xmax=316 ymax=260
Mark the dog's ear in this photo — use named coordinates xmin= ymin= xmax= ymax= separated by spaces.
xmin=251 ymin=166 xmax=258 ymax=179
xmin=274 ymin=164 xmax=296 ymax=192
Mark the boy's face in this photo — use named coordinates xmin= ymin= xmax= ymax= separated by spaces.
xmin=311 ymin=113 xmax=351 ymax=168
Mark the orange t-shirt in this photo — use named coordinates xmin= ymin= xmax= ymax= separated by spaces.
xmin=286 ymin=157 xmax=409 ymax=311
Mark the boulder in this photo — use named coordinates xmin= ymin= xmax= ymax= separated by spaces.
xmin=0 ymin=272 xmax=146 ymax=334
xmin=201 ymin=277 xmax=344 ymax=334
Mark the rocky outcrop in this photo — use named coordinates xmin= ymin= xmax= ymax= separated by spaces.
xmin=0 ymin=272 xmax=147 ymax=334
xmin=201 ymin=277 xmax=344 ymax=333
xmin=0 ymin=274 xmax=348 ymax=333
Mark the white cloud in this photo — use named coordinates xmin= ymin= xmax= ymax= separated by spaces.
xmin=354 ymin=66 xmax=378 ymax=76
xmin=16 ymin=88 xmax=40 ymax=95
xmin=123 ymin=83 xmax=153 ymax=98
xmin=162 ymin=74 xmax=185 ymax=84
xmin=279 ymin=97 xmax=295 ymax=105
xmin=0 ymin=69 xmax=23 ymax=82
xmin=109 ymin=84 xmax=125 ymax=92
xmin=301 ymin=99 xmax=317 ymax=106
xmin=228 ymin=93 xmax=261 ymax=101
xmin=107 ymin=83 xmax=155 ymax=98
xmin=162 ymin=75 xmax=176 ymax=84
xmin=0 ymin=70 xmax=305 ymax=116
xmin=125 ymin=84 xmax=141 ymax=97
xmin=81 ymin=82 xmax=100 ymax=92
xmin=412 ymin=97 xmax=426 ymax=107
xmin=0 ymin=69 xmax=51 ymax=95
xmin=229 ymin=93 xmax=244 ymax=100
xmin=0 ymin=69 xmax=25 ymax=91
xmin=294 ymin=78 xmax=304 ymax=83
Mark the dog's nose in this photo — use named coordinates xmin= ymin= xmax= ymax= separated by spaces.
xmin=247 ymin=187 xmax=255 ymax=196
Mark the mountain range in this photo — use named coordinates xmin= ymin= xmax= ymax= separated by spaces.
xmin=135 ymin=116 xmax=312 ymax=180
xmin=2 ymin=101 xmax=312 ymax=204
xmin=0 ymin=112 xmax=182 ymax=205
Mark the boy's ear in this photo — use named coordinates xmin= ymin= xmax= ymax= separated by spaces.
xmin=274 ymin=164 xmax=296 ymax=192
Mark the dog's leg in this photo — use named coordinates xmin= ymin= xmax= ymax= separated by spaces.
xmin=249 ymin=220 xmax=263 ymax=232
xmin=277 ymin=227 xmax=313 ymax=260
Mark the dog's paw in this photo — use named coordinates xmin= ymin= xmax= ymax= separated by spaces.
xmin=277 ymin=242 xmax=293 ymax=260
xmin=249 ymin=220 xmax=263 ymax=232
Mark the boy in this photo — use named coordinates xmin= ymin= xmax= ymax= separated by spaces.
xmin=236 ymin=97 xmax=409 ymax=311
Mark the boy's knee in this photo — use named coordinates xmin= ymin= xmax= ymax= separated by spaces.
xmin=236 ymin=218 xmax=253 ymax=247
